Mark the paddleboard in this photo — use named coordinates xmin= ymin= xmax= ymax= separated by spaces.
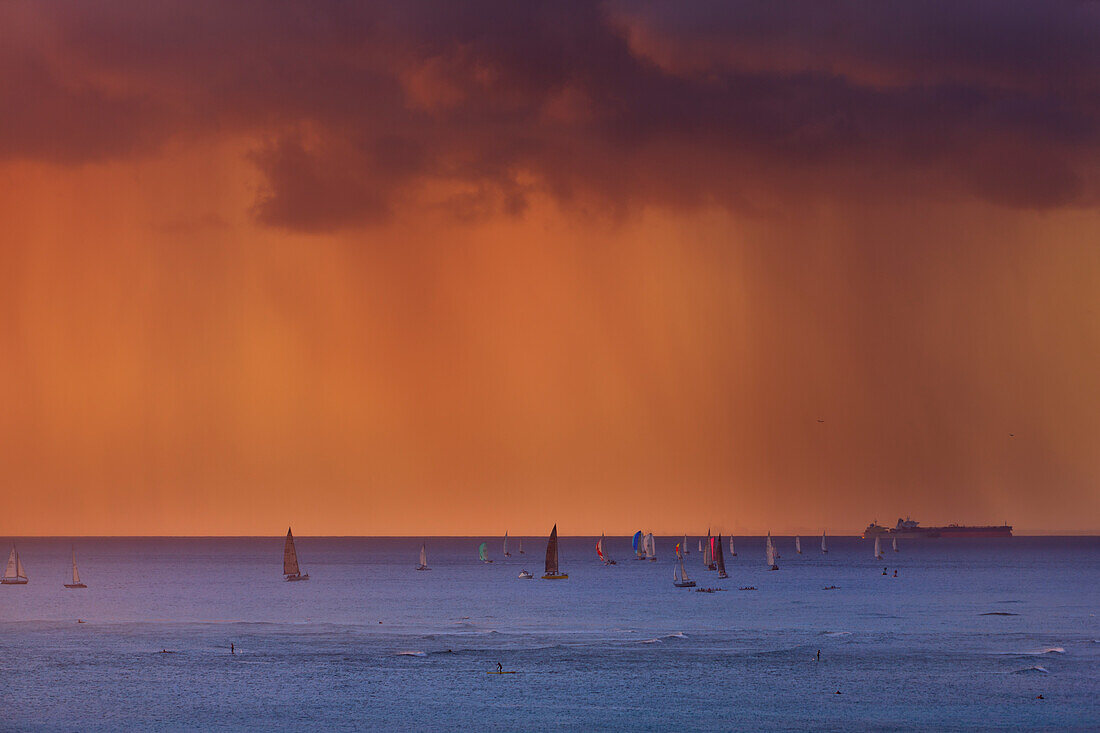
xmin=486 ymin=671 xmax=517 ymax=674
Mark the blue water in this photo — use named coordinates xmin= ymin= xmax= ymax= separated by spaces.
xmin=1 ymin=536 xmax=1097 ymax=730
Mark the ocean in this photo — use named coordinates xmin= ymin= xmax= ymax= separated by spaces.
xmin=0 ymin=536 xmax=1097 ymax=731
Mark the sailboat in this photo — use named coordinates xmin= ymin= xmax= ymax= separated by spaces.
xmin=795 ymin=536 xmax=802 ymax=554
xmin=892 ymin=537 xmax=899 ymax=553
xmin=683 ymin=533 xmax=689 ymax=554
xmin=714 ymin=534 xmax=728 ymax=579
xmin=703 ymin=529 xmax=715 ymax=570
xmin=479 ymin=542 xmax=493 ymax=564
xmin=596 ymin=534 xmax=616 ymax=565
xmin=643 ymin=532 xmax=657 ymax=561
xmin=64 ymin=546 xmax=86 ymax=588
xmin=283 ymin=528 xmax=309 ymax=581
xmin=874 ymin=536 xmax=884 ymax=559
xmin=698 ymin=538 xmax=703 ymax=553
xmin=821 ymin=531 xmax=828 ymax=554
xmin=542 ymin=524 xmax=568 ymax=579
xmin=518 ymin=537 xmax=525 ymax=555
xmin=2 ymin=545 xmax=28 ymax=585
xmin=729 ymin=535 xmax=736 ymax=557
xmin=503 ymin=532 xmax=511 ymax=557
xmin=416 ymin=542 xmax=430 ymax=571
xmin=673 ymin=543 xmax=696 ymax=587
xmin=765 ymin=532 xmax=778 ymax=570
xmin=632 ymin=531 xmax=644 ymax=560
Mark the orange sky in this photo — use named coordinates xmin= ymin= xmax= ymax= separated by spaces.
xmin=2 ymin=2 xmax=1099 ymax=535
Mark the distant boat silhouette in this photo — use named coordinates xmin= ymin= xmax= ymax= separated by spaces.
xmin=64 ymin=547 xmax=86 ymax=588
xmin=416 ymin=542 xmax=430 ymax=571
xmin=714 ymin=534 xmax=728 ymax=579
xmin=503 ymin=532 xmax=511 ymax=557
xmin=542 ymin=525 xmax=568 ymax=579
xmin=874 ymin=536 xmax=884 ymax=560
xmin=518 ymin=537 xmax=524 ymax=555
xmin=892 ymin=537 xmax=899 ymax=553
xmin=795 ymin=536 xmax=802 ymax=554
xmin=729 ymin=535 xmax=736 ymax=557
xmin=2 ymin=545 xmax=28 ymax=585
xmin=283 ymin=528 xmax=309 ymax=581
xmin=821 ymin=531 xmax=828 ymax=554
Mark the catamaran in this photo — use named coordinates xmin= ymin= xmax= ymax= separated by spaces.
xmin=821 ymin=531 xmax=828 ymax=554
xmin=643 ymin=532 xmax=657 ymax=561
xmin=3 ymin=545 xmax=28 ymax=585
xmin=892 ymin=537 xmax=899 ymax=553
xmin=416 ymin=543 xmax=430 ymax=571
xmin=632 ymin=531 xmax=644 ymax=560
xmin=542 ymin=524 xmax=568 ymax=579
xmin=503 ymin=532 xmax=511 ymax=557
xmin=64 ymin=547 xmax=86 ymax=588
xmin=283 ymin=528 xmax=309 ymax=581
xmin=874 ymin=536 xmax=884 ymax=559
xmin=765 ymin=532 xmax=778 ymax=570
xmin=596 ymin=534 xmax=616 ymax=565
xmin=795 ymin=536 xmax=802 ymax=554
xmin=714 ymin=534 xmax=728 ymax=579
xmin=674 ymin=543 xmax=696 ymax=587
xmin=479 ymin=542 xmax=493 ymax=564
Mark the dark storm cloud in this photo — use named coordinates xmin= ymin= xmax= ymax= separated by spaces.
xmin=2 ymin=1 xmax=1098 ymax=229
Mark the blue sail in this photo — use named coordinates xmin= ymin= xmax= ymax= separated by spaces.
xmin=632 ymin=531 xmax=642 ymax=555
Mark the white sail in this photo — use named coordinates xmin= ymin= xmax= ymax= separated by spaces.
xmin=518 ymin=538 xmax=523 ymax=554
xmin=420 ymin=543 xmax=427 ymax=567
xmin=821 ymin=531 xmax=827 ymax=553
xmin=892 ymin=537 xmax=898 ymax=553
xmin=683 ymin=534 xmax=688 ymax=553
xmin=503 ymin=532 xmax=509 ymax=555
xmin=795 ymin=536 xmax=802 ymax=554
xmin=729 ymin=536 xmax=735 ymax=554
xmin=644 ymin=533 xmax=656 ymax=558
xmin=71 ymin=548 xmax=81 ymax=585
xmin=874 ymin=536 xmax=883 ymax=558
xmin=4 ymin=547 xmax=17 ymax=579
xmin=765 ymin=533 xmax=777 ymax=568
xmin=698 ymin=539 xmax=703 ymax=552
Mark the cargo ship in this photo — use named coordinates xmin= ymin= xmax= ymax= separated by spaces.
xmin=862 ymin=517 xmax=1012 ymax=539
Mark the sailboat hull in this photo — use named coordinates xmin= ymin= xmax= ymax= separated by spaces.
xmin=2 ymin=578 xmax=28 ymax=584
xmin=284 ymin=573 xmax=310 ymax=581
xmin=64 ymin=583 xmax=87 ymax=588
xmin=415 ymin=566 xmax=430 ymax=571
xmin=541 ymin=573 xmax=569 ymax=580
xmin=674 ymin=581 xmax=696 ymax=588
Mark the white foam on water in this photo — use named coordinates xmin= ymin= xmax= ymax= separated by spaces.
xmin=395 ymin=650 xmax=427 ymax=657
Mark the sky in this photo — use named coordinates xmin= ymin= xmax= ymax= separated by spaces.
xmin=1 ymin=1 xmax=1099 ymax=535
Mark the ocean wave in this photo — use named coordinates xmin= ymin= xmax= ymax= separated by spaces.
xmin=1036 ymin=647 xmax=1065 ymax=655
xmin=394 ymin=651 xmax=427 ymax=657
xmin=821 ymin=631 xmax=852 ymax=637
xmin=1010 ymin=666 xmax=1049 ymax=674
